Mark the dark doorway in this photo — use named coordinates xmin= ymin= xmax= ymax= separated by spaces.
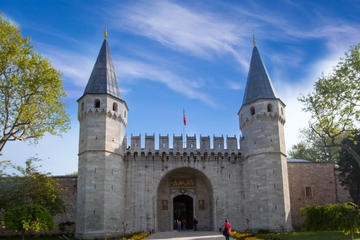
xmin=173 ymin=195 xmax=193 ymax=230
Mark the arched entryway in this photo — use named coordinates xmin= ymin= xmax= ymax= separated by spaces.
xmin=156 ymin=167 xmax=213 ymax=231
xmin=173 ymin=195 xmax=193 ymax=230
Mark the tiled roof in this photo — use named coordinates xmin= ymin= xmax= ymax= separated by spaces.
xmin=83 ymin=39 xmax=121 ymax=98
xmin=242 ymin=46 xmax=277 ymax=105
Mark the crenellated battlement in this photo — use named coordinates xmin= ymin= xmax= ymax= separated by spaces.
xmin=128 ymin=134 xmax=240 ymax=153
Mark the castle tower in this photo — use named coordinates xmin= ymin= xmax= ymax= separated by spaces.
xmin=76 ymin=30 xmax=128 ymax=238
xmin=238 ymin=40 xmax=292 ymax=231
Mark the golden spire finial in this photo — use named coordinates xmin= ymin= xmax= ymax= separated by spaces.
xmin=104 ymin=25 xmax=108 ymax=40
xmin=253 ymin=34 xmax=256 ymax=47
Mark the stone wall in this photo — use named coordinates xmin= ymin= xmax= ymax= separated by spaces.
xmin=53 ymin=161 xmax=351 ymax=233
xmin=239 ymin=99 xmax=292 ymax=231
xmin=123 ymin=151 xmax=243 ymax=233
xmin=287 ymin=162 xmax=352 ymax=229
xmin=76 ymin=93 xmax=127 ymax=239
xmin=1 ymin=160 xmax=352 ymax=236
xmin=53 ymin=176 xmax=77 ymax=234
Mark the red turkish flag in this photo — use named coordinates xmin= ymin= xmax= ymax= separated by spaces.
xmin=183 ymin=109 xmax=186 ymax=126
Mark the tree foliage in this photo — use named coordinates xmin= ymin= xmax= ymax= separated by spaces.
xmin=339 ymin=131 xmax=360 ymax=205
xmin=0 ymin=157 xmax=65 ymax=215
xmin=288 ymin=128 xmax=339 ymax=163
xmin=300 ymin=43 xmax=360 ymax=167
xmin=1 ymin=204 xmax=54 ymax=240
xmin=301 ymin=203 xmax=360 ymax=240
xmin=0 ymin=14 xmax=70 ymax=155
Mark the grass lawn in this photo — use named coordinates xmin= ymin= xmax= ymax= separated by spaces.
xmin=256 ymin=231 xmax=360 ymax=240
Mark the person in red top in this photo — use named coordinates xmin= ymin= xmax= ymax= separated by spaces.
xmin=223 ymin=219 xmax=231 ymax=240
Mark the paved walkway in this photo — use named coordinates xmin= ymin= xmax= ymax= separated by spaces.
xmin=145 ymin=231 xmax=225 ymax=240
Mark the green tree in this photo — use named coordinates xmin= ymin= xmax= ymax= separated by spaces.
xmin=338 ymin=131 xmax=360 ymax=205
xmin=0 ymin=160 xmax=10 ymax=178
xmin=301 ymin=203 xmax=360 ymax=240
xmin=66 ymin=171 xmax=78 ymax=176
xmin=0 ymin=157 xmax=65 ymax=215
xmin=288 ymin=128 xmax=339 ymax=163
xmin=300 ymin=43 xmax=360 ymax=167
xmin=1 ymin=204 xmax=54 ymax=240
xmin=0 ymin=14 xmax=70 ymax=155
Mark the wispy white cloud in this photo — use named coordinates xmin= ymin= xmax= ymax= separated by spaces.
xmin=287 ymin=24 xmax=360 ymax=54
xmin=229 ymin=3 xmax=360 ymax=151
xmin=227 ymin=81 xmax=243 ymax=90
xmin=233 ymin=4 xmax=360 ymax=67
xmin=32 ymin=41 xmax=215 ymax=106
xmin=277 ymin=81 xmax=312 ymax=152
xmin=112 ymin=1 xmax=250 ymax=71
xmin=278 ymin=47 xmax=349 ymax=152
xmin=34 ymin=42 xmax=94 ymax=88
xmin=111 ymin=1 xmax=360 ymax=74
xmin=115 ymin=58 xmax=218 ymax=108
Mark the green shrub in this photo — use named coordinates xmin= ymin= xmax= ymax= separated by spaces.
xmin=1 ymin=204 xmax=54 ymax=240
xmin=301 ymin=202 xmax=360 ymax=239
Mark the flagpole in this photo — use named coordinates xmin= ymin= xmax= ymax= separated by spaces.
xmin=183 ymin=108 xmax=186 ymax=148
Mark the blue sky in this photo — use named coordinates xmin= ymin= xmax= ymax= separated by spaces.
xmin=1 ymin=0 xmax=360 ymax=175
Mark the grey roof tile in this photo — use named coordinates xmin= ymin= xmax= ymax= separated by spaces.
xmin=83 ymin=39 xmax=121 ymax=98
xmin=242 ymin=46 xmax=277 ymax=105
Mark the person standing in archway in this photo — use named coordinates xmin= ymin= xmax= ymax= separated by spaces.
xmin=223 ymin=219 xmax=231 ymax=240
xmin=177 ymin=219 xmax=181 ymax=232
xmin=193 ymin=217 xmax=198 ymax=231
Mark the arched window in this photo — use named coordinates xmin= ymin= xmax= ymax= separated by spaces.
xmin=113 ymin=103 xmax=118 ymax=112
xmin=267 ymin=104 xmax=273 ymax=112
xmin=81 ymin=102 xmax=84 ymax=111
xmin=124 ymin=110 xmax=127 ymax=118
xmin=250 ymin=106 xmax=255 ymax=115
xmin=94 ymin=99 xmax=100 ymax=108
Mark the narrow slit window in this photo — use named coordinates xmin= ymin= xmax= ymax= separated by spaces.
xmin=305 ymin=186 xmax=313 ymax=198
xmin=113 ymin=103 xmax=118 ymax=112
xmin=250 ymin=106 xmax=255 ymax=115
xmin=94 ymin=99 xmax=100 ymax=108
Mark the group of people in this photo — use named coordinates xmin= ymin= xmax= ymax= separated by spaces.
xmin=175 ymin=217 xmax=198 ymax=231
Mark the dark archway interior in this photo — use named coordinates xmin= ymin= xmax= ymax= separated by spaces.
xmin=156 ymin=167 xmax=214 ymax=231
xmin=173 ymin=195 xmax=193 ymax=230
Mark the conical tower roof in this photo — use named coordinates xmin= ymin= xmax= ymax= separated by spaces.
xmin=83 ymin=38 xmax=121 ymax=99
xmin=242 ymin=45 xmax=277 ymax=105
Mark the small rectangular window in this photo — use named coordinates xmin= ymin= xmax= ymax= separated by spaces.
xmin=305 ymin=186 xmax=313 ymax=198
xmin=161 ymin=200 xmax=168 ymax=210
xmin=199 ymin=200 xmax=205 ymax=210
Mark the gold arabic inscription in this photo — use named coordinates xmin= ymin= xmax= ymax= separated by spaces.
xmin=170 ymin=178 xmax=195 ymax=187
